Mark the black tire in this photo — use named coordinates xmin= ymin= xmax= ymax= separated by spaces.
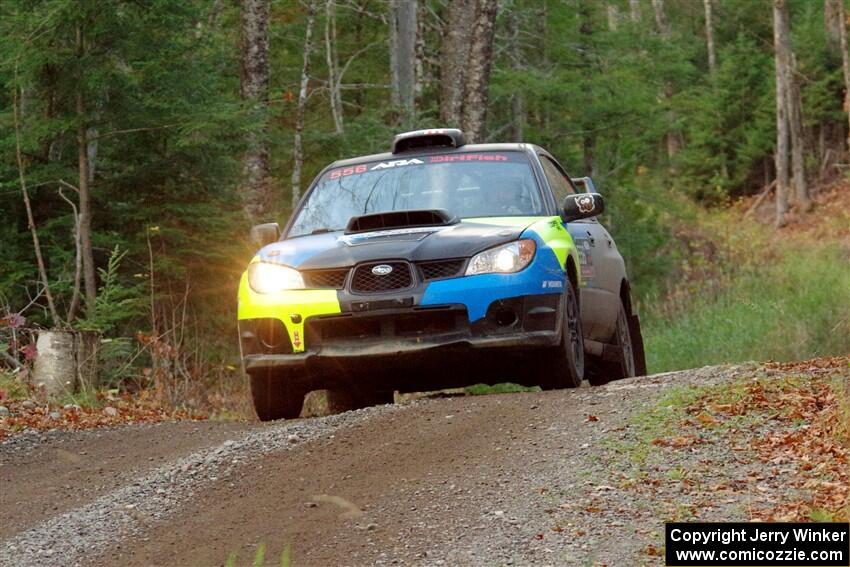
xmin=628 ymin=313 xmax=648 ymax=377
xmin=250 ymin=369 xmax=309 ymax=421
xmin=537 ymin=279 xmax=584 ymax=389
xmin=591 ymin=299 xmax=639 ymax=383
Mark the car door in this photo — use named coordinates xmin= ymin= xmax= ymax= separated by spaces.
xmin=538 ymin=155 xmax=623 ymax=342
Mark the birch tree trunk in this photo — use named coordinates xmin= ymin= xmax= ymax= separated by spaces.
xmin=239 ymin=0 xmax=272 ymax=222
xmin=390 ymin=0 xmax=417 ymax=127
xmin=652 ymin=0 xmax=669 ymax=36
xmin=607 ymin=5 xmax=619 ymax=31
xmin=291 ymin=0 xmax=317 ymax=209
xmin=76 ymin=26 xmax=97 ymax=312
xmin=325 ymin=0 xmax=344 ymax=133
xmin=462 ymin=0 xmax=499 ymax=142
xmin=629 ymin=0 xmax=642 ymax=23
xmin=774 ymin=0 xmax=791 ymax=227
xmin=704 ymin=0 xmax=717 ymax=73
xmin=440 ymin=0 xmax=474 ymax=126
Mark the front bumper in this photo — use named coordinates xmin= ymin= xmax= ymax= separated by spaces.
xmin=243 ymin=331 xmax=559 ymax=371
xmin=240 ymin=294 xmax=562 ymax=373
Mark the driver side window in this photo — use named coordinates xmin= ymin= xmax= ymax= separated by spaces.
xmin=540 ymin=156 xmax=575 ymax=204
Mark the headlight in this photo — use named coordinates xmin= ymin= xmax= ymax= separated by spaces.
xmin=247 ymin=262 xmax=305 ymax=293
xmin=465 ymin=239 xmax=536 ymax=276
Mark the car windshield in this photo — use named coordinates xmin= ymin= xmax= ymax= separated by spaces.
xmin=288 ymin=151 xmax=544 ymax=237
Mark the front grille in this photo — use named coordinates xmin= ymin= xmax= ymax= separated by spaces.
xmin=417 ymin=259 xmax=464 ymax=281
xmin=351 ymin=262 xmax=413 ymax=293
xmin=303 ymin=268 xmax=349 ymax=289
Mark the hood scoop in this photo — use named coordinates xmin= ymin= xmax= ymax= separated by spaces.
xmin=345 ymin=209 xmax=457 ymax=234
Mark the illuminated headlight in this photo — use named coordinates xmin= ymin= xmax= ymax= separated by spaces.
xmin=465 ymin=239 xmax=536 ymax=276
xmin=247 ymin=262 xmax=305 ymax=293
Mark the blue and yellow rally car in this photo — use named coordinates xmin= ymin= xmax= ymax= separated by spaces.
xmin=238 ymin=129 xmax=646 ymax=420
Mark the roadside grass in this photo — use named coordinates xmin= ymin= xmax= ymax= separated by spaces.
xmin=55 ymin=388 xmax=107 ymax=409
xmin=0 ymin=370 xmax=29 ymax=400
xmin=464 ymin=382 xmax=541 ymax=395
xmin=225 ymin=542 xmax=290 ymax=567
xmin=613 ymin=365 xmax=849 ymax=522
xmin=642 ymin=243 xmax=850 ymax=373
xmin=603 ymin=383 xmax=706 ymax=470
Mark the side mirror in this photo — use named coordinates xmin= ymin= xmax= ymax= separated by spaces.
xmin=250 ymin=223 xmax=281 ymax=247
xmin=571 ymin=176 xmax=597 ymax=193
xmin=563 ymin=193 xmax=604 ymax=222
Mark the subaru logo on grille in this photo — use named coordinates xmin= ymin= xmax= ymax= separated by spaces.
xmin=371 ymin=264 xmax=393 ymax=276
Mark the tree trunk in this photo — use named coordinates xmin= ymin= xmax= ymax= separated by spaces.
xmin=607 ymin=5 xmax=619 ymax=31
xmin=652 ymin=0 xmax=682 ymax=158
xmin=390 ymin=0 xmax=417 ymax=127
xmin=837 ymin=0 xmax=850 ymax=153
xmin=704 ymin=0 xmax=717 ymax=73
xmin=579 ymin=0 xmax=596 ymax=176
xmin=825 ymin=0 xmax=843 ymax=54
xmin=32 ymin=330 xmax=100 ymax=400
xmin=325 ymin=0 xmax=344 ymax=133
xmin=76 ymin=26 xmax=97 ymax=312
xmin=440 ymin=0 xmax=474 ymax=126
xmin=652 ymin=0 xmax=670 ymax=38
xmin=461 ymin=0 xmax=499 ymax=142
xmin=508 ymin=10 xmax=524 ymax=142
xmin=774 ymin=0 xmax=791 ymax=227
xmin=12 ymin=83 xmax=61 ymax=328
xmin=291 ymin=0 xmax=318 ymax=209
xmin=239 ymin=0 xmax=272 ymax=223
xmin=789 ymin=55 xmax=811 ymax=210
xmin=57 ymin=183 xmax=82 ymax=323
xmin=414 ymin=1 xmax=426 ymax=103
xmin=629 ymin=0 xmax=642 ymax=23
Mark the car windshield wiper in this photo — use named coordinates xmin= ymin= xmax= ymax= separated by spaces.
xmin=310 ymin=227 xmax=339 ymax=235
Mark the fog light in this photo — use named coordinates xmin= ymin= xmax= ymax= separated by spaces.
xmin=256 ymin=319 xmax=286 ymax=349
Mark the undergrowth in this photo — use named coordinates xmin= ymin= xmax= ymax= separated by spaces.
xmin=643 ymin=243 xmax=850 ymax=373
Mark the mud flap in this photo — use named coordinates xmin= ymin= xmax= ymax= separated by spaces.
xmin=628 ymin=314 xmax=648 ymax=376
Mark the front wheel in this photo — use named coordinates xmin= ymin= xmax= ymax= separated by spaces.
xmin=250 ymin=369 xmax=309 ymax=421
xmin=536 ymin=279 xmax=584 ymax=389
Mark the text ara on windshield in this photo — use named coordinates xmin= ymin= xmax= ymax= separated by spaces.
xmin=328 ymin=153 xmax=514 ymax=179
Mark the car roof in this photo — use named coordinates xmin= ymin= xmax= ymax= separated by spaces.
xmin=328 ymin=142 xmax=540 ymax=168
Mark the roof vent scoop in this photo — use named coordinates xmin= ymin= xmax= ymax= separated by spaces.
xmin=345 ymin=209 xmax=457 ymax=234
xmin=392 ymin=128 xmax=466 ymax=154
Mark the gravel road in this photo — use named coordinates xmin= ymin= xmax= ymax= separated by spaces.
xmin=0 ymin=364 xmax=764 ymax=566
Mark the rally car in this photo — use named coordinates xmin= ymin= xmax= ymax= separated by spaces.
xmin=238 ymin=129 xmax=646 ymax=420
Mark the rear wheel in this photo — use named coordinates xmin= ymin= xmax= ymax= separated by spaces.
xmin=590 ymin=298 xmax=644 ymax=384
xmin=536 ymin=279 xmax=584 ymax=389
xmin=612 ymin=301 xmax=636 ymax=379
xmin=250 ymin=369 xmax=309 ymax=421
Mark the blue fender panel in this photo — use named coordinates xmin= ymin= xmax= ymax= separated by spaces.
xmin=420 ymin=231 xmax=565 ymax=322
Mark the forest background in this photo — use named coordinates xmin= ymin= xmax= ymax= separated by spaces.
xmin=1 ymin=0 xmax=848 ymax=413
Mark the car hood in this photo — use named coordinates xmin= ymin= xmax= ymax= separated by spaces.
xmin=256 ymin=217 xmax=543 ymax=270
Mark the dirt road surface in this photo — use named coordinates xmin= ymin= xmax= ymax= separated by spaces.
xmin=0 ymin=365 xmax=772 ymax=566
